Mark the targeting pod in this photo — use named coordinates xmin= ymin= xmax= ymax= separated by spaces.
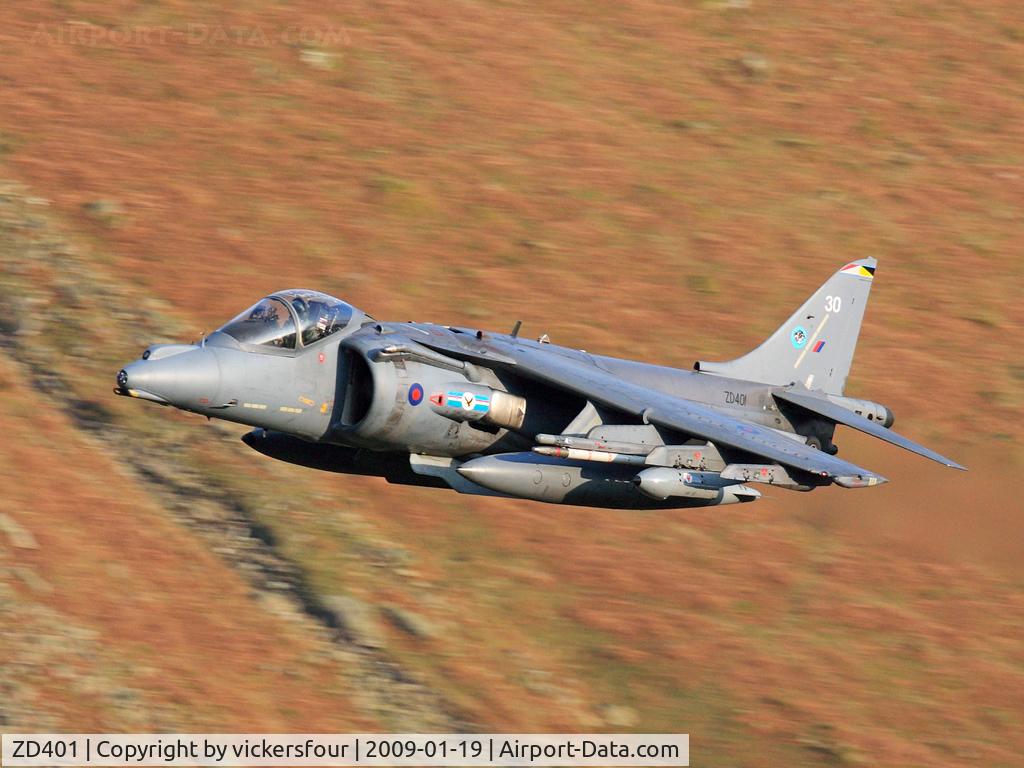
xmin=633 ymin=467 xmax=760 ymax=504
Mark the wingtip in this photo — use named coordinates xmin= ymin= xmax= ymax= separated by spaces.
xmin=931 ymin=452 xmax=966 ymax=471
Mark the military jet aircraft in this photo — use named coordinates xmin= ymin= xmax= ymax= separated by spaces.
xmin=114 ymin=258 xmax=963 ymax=509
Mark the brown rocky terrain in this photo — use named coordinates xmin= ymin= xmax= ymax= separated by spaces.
xmin=0 ymin=2 xmax=1022 ymax=765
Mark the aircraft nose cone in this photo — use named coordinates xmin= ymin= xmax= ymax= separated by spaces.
xmin=115 ymin=345 xmax=221 ymax=409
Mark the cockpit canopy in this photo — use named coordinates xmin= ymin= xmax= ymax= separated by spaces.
xmin=218 ymin=290 xmax=362 ymax=350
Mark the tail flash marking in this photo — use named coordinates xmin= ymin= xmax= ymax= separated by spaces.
xmin=841 ymin=263 xmax=875 ymax=279
xmin=794 ymin=312 xmax=832 ymax=369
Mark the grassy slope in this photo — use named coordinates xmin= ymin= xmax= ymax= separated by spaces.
xmin=1 ymin=1 xmax=1023 ymax=765
xmin=0 ymin=356 xmax=370 ymax=731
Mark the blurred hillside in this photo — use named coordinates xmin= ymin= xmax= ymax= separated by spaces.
xmin=1 ymin=2 xmax=1023 ymax=766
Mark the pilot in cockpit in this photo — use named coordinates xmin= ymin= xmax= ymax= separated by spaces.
xmin=221 ymin=297 xmax=297 ymax=348
xmin=216 ymin=290 xmax=357 ymax=351
xmin=290 ymin=296 xmax=335 ymax=346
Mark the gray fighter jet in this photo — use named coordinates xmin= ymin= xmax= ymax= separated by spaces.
xmin=114 ymin=258 xmax=963 ymax=509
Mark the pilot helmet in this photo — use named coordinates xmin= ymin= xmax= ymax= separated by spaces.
xmin=290 ymin=295 xmax=311 ymax=319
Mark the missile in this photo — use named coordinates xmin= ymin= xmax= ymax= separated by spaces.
xmin=535 ymin=436 xmax=729 ymax=472
xmin=534 ymin=433 xmax=650 ymax=455
xmin=532 ymin=446 xmax=647 ymax=465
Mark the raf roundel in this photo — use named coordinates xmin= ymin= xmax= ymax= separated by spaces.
xmin=407 ymin=382 xmax=424 ymax=406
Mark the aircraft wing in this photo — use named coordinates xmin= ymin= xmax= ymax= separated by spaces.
xmin=773 ymin=387 xmax=965 ymax=470
xmin=478 ymin=338 xmax=886 ymax=487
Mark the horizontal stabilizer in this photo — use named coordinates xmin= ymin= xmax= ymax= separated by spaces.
xmin=773 ymin=388 xmax=966 ymax=470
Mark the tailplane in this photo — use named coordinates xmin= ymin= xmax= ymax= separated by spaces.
xmin=695 ymin=258 xmax=876 ymax=395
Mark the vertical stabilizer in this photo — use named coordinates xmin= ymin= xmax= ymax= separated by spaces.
xmin=695 ymin=259 xmax=876 ymax=395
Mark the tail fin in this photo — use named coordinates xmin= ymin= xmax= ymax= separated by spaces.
xmin=695 ymin=258 xmax=876 ymax=395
